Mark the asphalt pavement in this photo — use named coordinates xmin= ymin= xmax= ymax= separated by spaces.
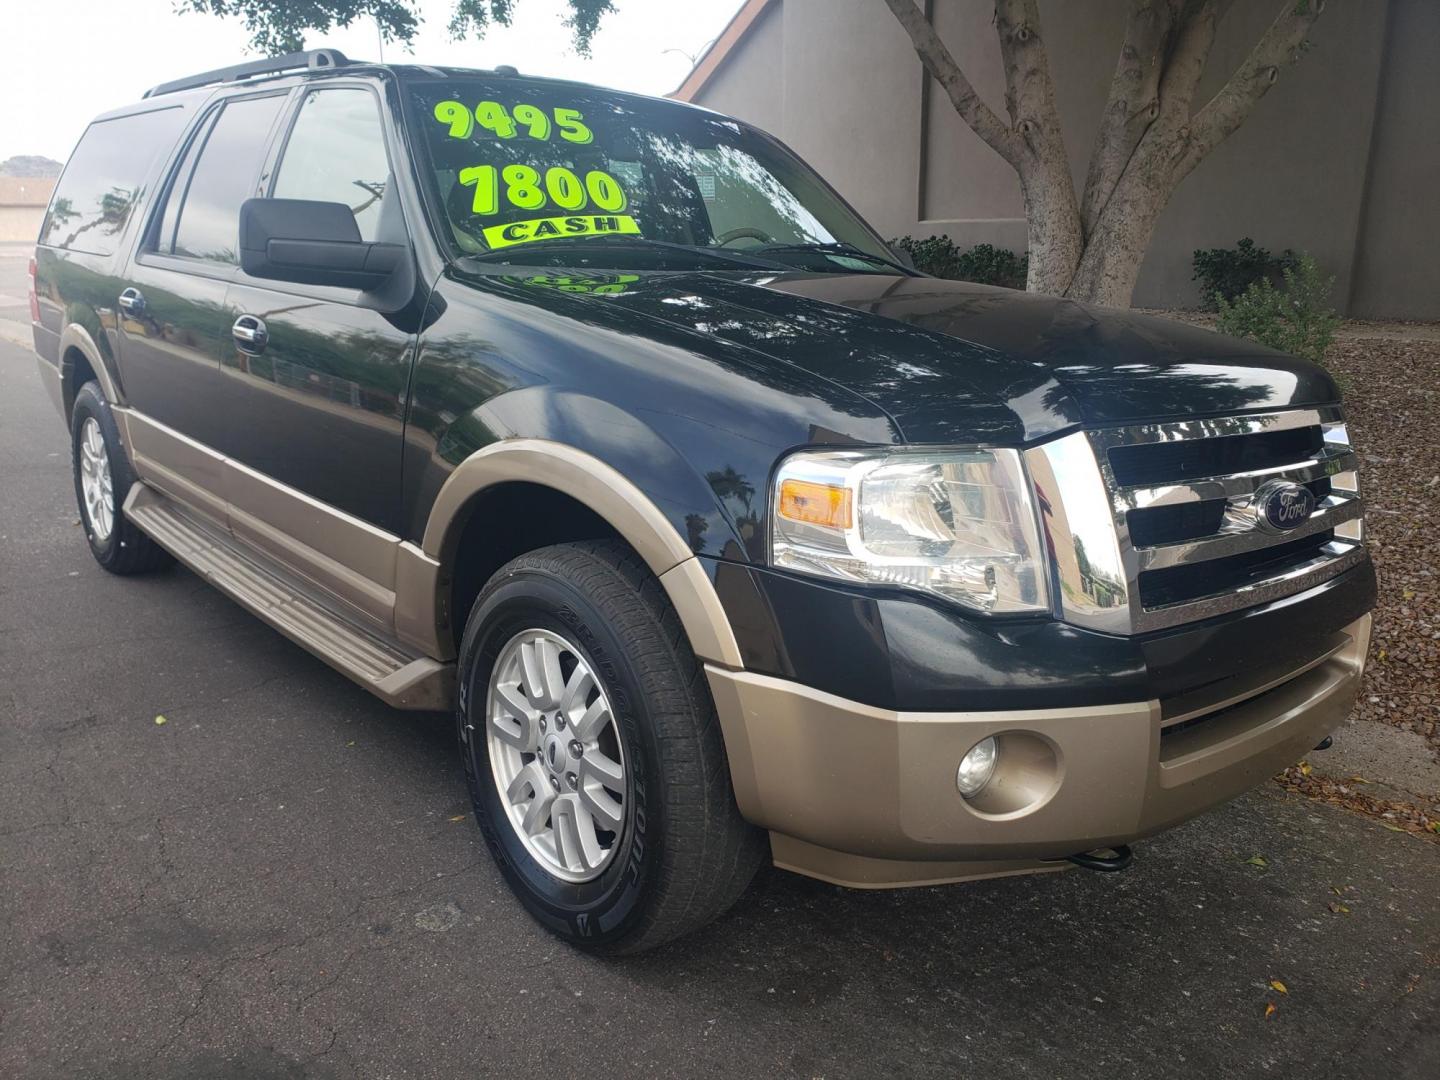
xmin=1 ymin=315 xmax=1438 ymax=1078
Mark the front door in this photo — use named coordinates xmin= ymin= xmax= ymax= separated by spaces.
xmin=213 ymin=85 xmax=420 ymax=627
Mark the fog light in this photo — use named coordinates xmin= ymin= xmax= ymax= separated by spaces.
xmin=956 ymin=736 xmax=999 ymax=799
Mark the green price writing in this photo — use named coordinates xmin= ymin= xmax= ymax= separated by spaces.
xmin=457 ymin=164 xmax=628 ymax=216
xmin=434 ymin=100 xmax=594 ymax=144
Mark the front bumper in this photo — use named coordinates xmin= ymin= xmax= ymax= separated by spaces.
xmin=707 ymin=614 xmax=1369 ymax=888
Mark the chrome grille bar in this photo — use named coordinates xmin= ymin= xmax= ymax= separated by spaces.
xmin=1112 ymin=446 xmax=1357 ymax=511
xmin=1026 ymin=406 xmax=1367 ymax=635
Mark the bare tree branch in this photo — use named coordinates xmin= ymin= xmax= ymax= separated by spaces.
xmin=1176 ymin=0 xmax=1327 ymax=178
xmin=1080 ymin=0 xmax=1186 ymax=236
xmin=1154 ymin=0 xmax=1224 ymax=123
xmin=880 ymin=0 xmax=1019 ymax=166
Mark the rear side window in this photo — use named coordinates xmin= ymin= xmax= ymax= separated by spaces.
xmin=40 ymin=107 xmax=185 ymax=256
xmin=271 ymin=89 xmax=394 ymax=242
xmin=169 ymin=94 xmax=286 ymax=263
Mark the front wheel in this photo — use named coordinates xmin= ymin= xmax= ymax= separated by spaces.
xmin=457 ymin=540 xmax=765 ymax=954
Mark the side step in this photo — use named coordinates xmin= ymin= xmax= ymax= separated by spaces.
xmin=125 ymin=483 xmax=453 ymax=711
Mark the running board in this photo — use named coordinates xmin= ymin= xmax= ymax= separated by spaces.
xmin=124 ymin=483 xmax=453 ymax=710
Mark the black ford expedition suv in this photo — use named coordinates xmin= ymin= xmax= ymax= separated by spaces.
xmin=31 ymin=51 xmax=1375 ymax=953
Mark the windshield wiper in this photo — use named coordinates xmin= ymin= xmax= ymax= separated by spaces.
xmin=468 ymin=235 xmax=791 ymax=271
xmin=751 ymin=241 xmax=916 ymax=275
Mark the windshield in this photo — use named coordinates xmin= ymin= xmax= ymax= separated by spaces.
xmin=406 ymin=79 xmax=898 ymax=273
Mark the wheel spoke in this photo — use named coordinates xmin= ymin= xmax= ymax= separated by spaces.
xmin=520 ymin=637 xmax=565 ymax=709
xmin=505 ymin=761 xmax=556 ymax=836
xmin=571 ymin=697 xmax=610 ymax=742
xmin=491 ymin=682 xmax=538 ymax=750
xmin=579 ymin=755 xmax=625 ymax=831
xmin=560 ymin=665 xmax=594 ymax=716
xmin=553 ymin=794 xmax=604 ymax=872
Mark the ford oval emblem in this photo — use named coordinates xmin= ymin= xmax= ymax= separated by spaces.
xmin=1255 ymin=480 xmax=1316 ymax=533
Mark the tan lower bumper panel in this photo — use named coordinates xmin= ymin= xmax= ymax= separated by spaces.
xmin=708 ymin=614 xmax=1369 ymax=888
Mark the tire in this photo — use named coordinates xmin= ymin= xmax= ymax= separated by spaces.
xmin=457 ymin=540 xmax=766 ymax=954
xmin=70 ymin=381 xmax=174 ymax=575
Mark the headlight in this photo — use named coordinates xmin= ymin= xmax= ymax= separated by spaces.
xmin=770 ymin=448 xmax=1050 ymax=614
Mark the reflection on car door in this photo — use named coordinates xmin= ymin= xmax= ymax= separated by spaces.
xmin=215 ymin=86 xmax=419 ymax=628
xmin=115 ymin=92 xmax=289 ymax=512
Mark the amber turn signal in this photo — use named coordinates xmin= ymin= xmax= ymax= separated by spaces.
xmin=778 ymin=479 xmax=853 ymax=530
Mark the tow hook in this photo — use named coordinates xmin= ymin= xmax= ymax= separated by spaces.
xmin=1058 ymin=845 xmax=1134 ymax=873
xmin=1314 ymin=735 xmax=1334 ymax=751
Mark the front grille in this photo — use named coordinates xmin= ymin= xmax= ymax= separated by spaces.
xmin=1025 ymin=407 xmax=1366 ymax=634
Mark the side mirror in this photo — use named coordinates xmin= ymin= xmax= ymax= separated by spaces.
xmin=239 ymin=198 xmax=406 ymax=291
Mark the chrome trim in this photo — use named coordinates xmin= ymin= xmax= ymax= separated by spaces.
xmin=1028 ymin=408 xmax=1366 ymax=635
xmin=1087 ymin=407 xmax=1343 ymax=451
xmin=1025 ymin=432 xmax=1131 ymax=635
xmin=1112 ymin=447 xmax=1356 ymax=511
xmin=1138 ymin=494 xmax=1362 ymax=571
xmin=1139 ymin=540 xmax=1367 ymax=625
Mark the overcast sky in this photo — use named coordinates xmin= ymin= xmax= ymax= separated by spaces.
xmin=3 ymin=0 xmax=743 ymax=163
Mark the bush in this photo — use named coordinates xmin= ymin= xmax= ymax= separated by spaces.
xmin=1192 ymin=237 xmax=1298 ymax=311
xmin=1215 ymin=255 xmax=1340 ymax=364
xmin=892 ymin=235 xmax=1028 ymax=289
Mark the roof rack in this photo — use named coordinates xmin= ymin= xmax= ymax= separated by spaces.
xmin=143 ymin=49 xmax=352 ymax=99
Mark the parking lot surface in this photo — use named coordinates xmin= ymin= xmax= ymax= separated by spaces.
xmin=2 ymin=327 xmax=1438 ymax=1079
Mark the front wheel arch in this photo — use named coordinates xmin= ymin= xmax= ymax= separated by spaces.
xmin=422 ymin=440 xmax=743 ymax=670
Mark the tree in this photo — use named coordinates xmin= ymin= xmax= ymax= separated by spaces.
xmin=181 ymin=0 xmax=617 ymax=57
xmin=881 ymin=0 xmax=1327 ymax=305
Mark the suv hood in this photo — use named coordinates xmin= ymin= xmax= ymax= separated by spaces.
xmin=596 ymin=271 xmax=1339 ymax=444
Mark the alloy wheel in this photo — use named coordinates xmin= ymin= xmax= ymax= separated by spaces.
xmin=484 ymin=628 xmax=628 ymax=882
xmin=78 ymin=417 xmax=114 ymax=542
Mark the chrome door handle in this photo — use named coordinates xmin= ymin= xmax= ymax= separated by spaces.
xmin=117 ymin=287 xmax=145 ymax=314
xmin=231 ymin=314 xmax=268 ymax=352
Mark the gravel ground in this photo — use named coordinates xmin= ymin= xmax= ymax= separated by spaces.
xmin=1327 ymin=335 xmax=1440 ymax=753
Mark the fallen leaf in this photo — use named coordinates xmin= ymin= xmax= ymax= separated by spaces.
xmin=1245 ymin=855 xmax=1268 ymax=868
xmin=1264 ymin=1002 xmax=1276 ymax=1019
xmin=1402 ymin=588 xmax=1416 ymax=601
xmin=1345 ymin=776 xmax=1372 ymax=784
xmin=1299 ymin=761 xmax=1312 ymax=776
xmin=346 ymin=740 xmax=356 ymax=748
xmin=1270 ymin=980 xmax=1288 ymax=994
xmin=448 ymin=814 xmax=467 ymax=823
xmin=1377 ymin=648 xmax=1388 ymax=662
xmin=1328 ymin=902 xmax=1351 ymax=915
xmin=154 ymin=715 xmax=167 ymax=726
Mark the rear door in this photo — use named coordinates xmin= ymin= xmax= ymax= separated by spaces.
xmin=213 ymin=84 xmax=420 ymax=626
xmin=115 ymin=91 xmax=289 ymax=518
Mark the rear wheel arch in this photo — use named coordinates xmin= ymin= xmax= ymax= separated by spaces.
xmin=422 ymin=440 xmax=743 ymax=670
xmin=58 ymin=324 xmax=119 ymax=418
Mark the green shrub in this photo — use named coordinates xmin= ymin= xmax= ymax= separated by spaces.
xmin=1215 ymin=255 xmax=1340 ymax=364
xmin=1192 ymin=237 xmax=1298 ymax=311
xmin=892 ymin=235 xmax=1028 ymax=289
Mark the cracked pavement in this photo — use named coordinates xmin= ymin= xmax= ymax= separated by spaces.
xmin=2 ymin=318 xmax=1439 ymax=1077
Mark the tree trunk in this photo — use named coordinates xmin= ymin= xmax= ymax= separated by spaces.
xmin=882 ymin=0 xmax=1327 ymax=308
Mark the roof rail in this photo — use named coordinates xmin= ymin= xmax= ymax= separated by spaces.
xmin=143 ymin=49 xmax=352 ymax=99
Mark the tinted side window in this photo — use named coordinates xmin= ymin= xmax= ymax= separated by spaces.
xmin=172 ymin=94 xmax=286 ymax=263
xmin=271 ymin=89 xmax=393 ymax=242
xmin=40 ymin=107 xmax=186 ymax=256
xmin=154 ymin=111 xmax=215 ymax=256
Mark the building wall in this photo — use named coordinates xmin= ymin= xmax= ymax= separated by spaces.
xmin=690 ymin=0 xmax=1435 ymax=318
xmin=0 ymin=177 xmax=53 ymax=242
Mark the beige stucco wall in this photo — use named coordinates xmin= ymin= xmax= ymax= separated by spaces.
xmin=0 ymin=177 xmax=55 ymax=243
xmin=693 ymin=0 xmax=1436 ymax=318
